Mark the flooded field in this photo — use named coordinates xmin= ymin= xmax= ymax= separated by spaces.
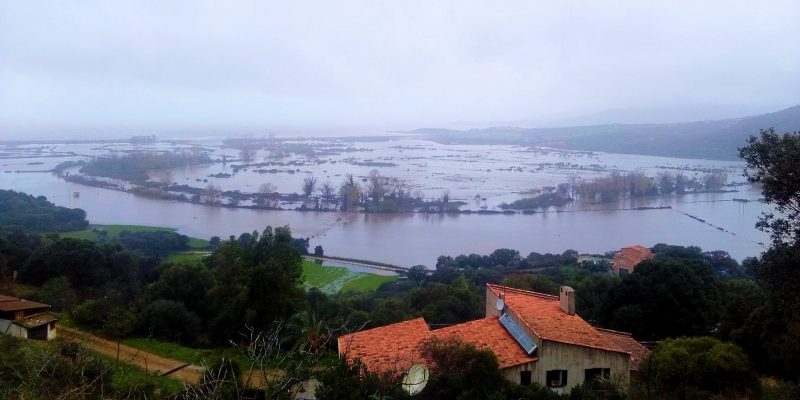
xmin=1 ymin=135 xmax=770 ymax=266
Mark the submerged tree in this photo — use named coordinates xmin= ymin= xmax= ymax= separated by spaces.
xmin=302 ymin=174 xmax=318 ymax=198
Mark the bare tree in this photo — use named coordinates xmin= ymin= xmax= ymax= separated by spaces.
xmin=703 ymin=171 xmax=728 ymax=191
xmin=302 ymin=174 xmax=318 ymax=197
xmin=203 ymin=184 xmax=222 ymax=204
xmin=367 ymin=169 xmax=387 ymax=205
xmin=339 ymin=174 xmax=361 ymax=211
xmin=319 ymin=179 xmax=335 ymax=201
xmin=567 ymin=173 xmax=579 ymax=199
xmin=675 ymin=172 xmax=689 ymax=194
xmin=157 ymin=170 xmax=174 ymax=189
xmin=180 ymin=321 xmax=366 ymax=400
xmin=258 ymin=182 xmax=277 ymax=195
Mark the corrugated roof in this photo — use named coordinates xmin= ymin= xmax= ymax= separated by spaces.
xmin=0 ymin=296 xmax=50 ymax=312
xmin=596 ymin=328 xmax=650 ymax=371
xmin=12 ymin=312 xmax=60 ymax=329
xmin=487 ymin=284 xmax=628 ymax=354
xmin=432 ymin=317 xmax=536 ymax=368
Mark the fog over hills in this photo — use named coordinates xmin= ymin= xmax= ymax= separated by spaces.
xmin=415 ymin=104 xmax=800 ymax=160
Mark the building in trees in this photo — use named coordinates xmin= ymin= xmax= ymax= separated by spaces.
xmin=0 ymin=295 xmax=59 ymax=340
xmin=612 ymin=245 xmax=654 ymax=275
xmin=338 ymin=284 xmax=648 ymax=394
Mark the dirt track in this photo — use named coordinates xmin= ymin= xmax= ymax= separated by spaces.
xmin=59 ymin=326 xmax=204 ymax=383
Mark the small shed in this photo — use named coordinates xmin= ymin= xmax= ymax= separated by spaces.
xmin=0 ymin=295 xmax=60 ymax=340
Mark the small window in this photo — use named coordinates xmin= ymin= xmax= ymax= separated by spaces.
xmin=520 ymin=371 xmax=532 ymax=386
xmin=546 ymin=370 xmax=568 ymax=387
xmin=585 ymin=368 xmax=610 ymax=381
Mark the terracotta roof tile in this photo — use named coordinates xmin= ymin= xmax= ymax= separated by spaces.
xmin=338 ymin=318 xmax=430 ymax=375
xmin=432 ymin=317 xmax=536 ymax=368
xmin=338 ymin=316 xmax=538 ymax=374
xmin=13 ymin=312 xmax=59 ymax=329
xmin=487 ymin=284 xmax=628 ymax=354
xmin=596 ymin=328 xmax=650 ymax=371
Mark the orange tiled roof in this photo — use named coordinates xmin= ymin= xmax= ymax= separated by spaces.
xmin=487 ymin=284 xmax=628 ymax=354
xmin=338 ymin=316 xmax=537 ymax=374
xmin=616 ymin=253 xmax=646 ymax=265
xmin=596 ymin=328 xmax=650 ymax=371
xmin=432 ymin=317 xmax=536 ymax=368
xmin=338 ymin=318 xmax=430 ymax=375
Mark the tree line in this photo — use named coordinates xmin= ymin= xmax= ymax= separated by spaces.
xmin=0 ymin=190 xmax=89 ymax=232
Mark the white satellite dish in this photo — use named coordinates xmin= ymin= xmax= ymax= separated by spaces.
xmin=496 ymin=298 xmax=505 ymax=311
xmin=402 ymin=364 xmax=429 ymax=396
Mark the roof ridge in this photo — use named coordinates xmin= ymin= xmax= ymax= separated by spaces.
xmin=487 ymin=284 xmax=559 ymax=301
xmin=594 ymin=327 xmax=633 ymax=337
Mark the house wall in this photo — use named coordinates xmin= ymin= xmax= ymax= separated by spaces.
xmin=0 ymin=319 xmax=27 ymax=339
xmin=502 ymin=361 xmax=536 ymax=384
xmin=532 ymin=340 xmax=630 ymax=394
xmin=48 ymin=323 xmax=57 ymax=340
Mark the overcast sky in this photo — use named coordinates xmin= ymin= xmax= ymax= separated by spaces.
xmin=1 ymin=1 xmax=799 ymax=137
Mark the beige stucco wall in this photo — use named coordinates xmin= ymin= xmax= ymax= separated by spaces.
xmin=0 ymin=319 xmax=28 ymax=339
xmin=48 ymin=324 xmax=57 ymax=340
xmin=502 ymin=361 xmax=536 ymax=384
xmin=533 ymin=340 xmax=629 ymax=393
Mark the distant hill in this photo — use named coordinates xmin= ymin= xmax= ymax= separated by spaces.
xmin=414 ymin=105 xmax=800 ymax=160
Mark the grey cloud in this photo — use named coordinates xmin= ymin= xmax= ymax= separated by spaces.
xmin=1 ymin=0 xmax=798 ymax=138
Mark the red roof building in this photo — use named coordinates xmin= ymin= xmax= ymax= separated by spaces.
xmin=0 ymin=294 xmax=59 ymax=340
xmin=612 ymin=245 xmax=654 ymax=275
xmin=338 ymin=284 xmax=649 ymax=393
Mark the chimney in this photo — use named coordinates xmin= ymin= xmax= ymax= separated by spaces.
xmin=559 ymin=286 xmax=576 ymax=315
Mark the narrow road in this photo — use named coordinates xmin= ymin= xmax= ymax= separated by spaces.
xmin=59 ymin=326 xmax=204 ymax=383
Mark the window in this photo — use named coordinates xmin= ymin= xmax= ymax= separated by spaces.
xmin=584 ymin=368 xmax=610 ymax=381
xmin=520 ymin=371 xmax=532 ymax=386
xmin=619 ymin=268 xmax=630 ymax=276
xmin=546 ymin=370 xmax=568 ymax=387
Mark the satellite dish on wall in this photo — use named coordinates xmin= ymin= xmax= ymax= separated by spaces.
xmin=496 ymin=298 xmax=505 ymax=311
xmin=402 ymin=364 xmax=429 ymax=396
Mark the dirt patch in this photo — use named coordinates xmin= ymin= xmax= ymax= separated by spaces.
xmin=59 ymin=326 xmax=203 ymax=384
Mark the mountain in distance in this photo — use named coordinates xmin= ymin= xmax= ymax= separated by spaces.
xmin=413 ymin=105 xmax=800 ymax=160
xmin=447 ymin=104 xmax=784 ymax=130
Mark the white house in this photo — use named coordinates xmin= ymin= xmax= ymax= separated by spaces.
xmin=0 ymin=295 xmax=59 ymax=340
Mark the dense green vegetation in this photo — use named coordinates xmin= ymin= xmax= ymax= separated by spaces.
xmin=0 ymin=190 xmax=88 ymax=232
xmin=62 ymin=224 xmax=210 ymax=248
xmin=0 ymin=335 xmax=181 ymax=398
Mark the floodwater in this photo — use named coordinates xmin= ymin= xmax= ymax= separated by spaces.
xmin=1 ymin=136 xmax=771 ymax=266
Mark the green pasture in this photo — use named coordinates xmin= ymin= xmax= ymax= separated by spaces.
xmin=302 ymin=260 xmax=397 ymax=294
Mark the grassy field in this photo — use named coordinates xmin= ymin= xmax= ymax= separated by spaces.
xmin=121 ymin=338 xmax=219 ymax=365
xmin=302 ymin=260 xmax=397 ymax=294
xmin=62 ymin=224 xmax=209 ymax=248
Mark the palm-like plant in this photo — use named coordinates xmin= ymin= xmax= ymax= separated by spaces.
xmin=285 ymin=308 xmax=327 ymax=354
